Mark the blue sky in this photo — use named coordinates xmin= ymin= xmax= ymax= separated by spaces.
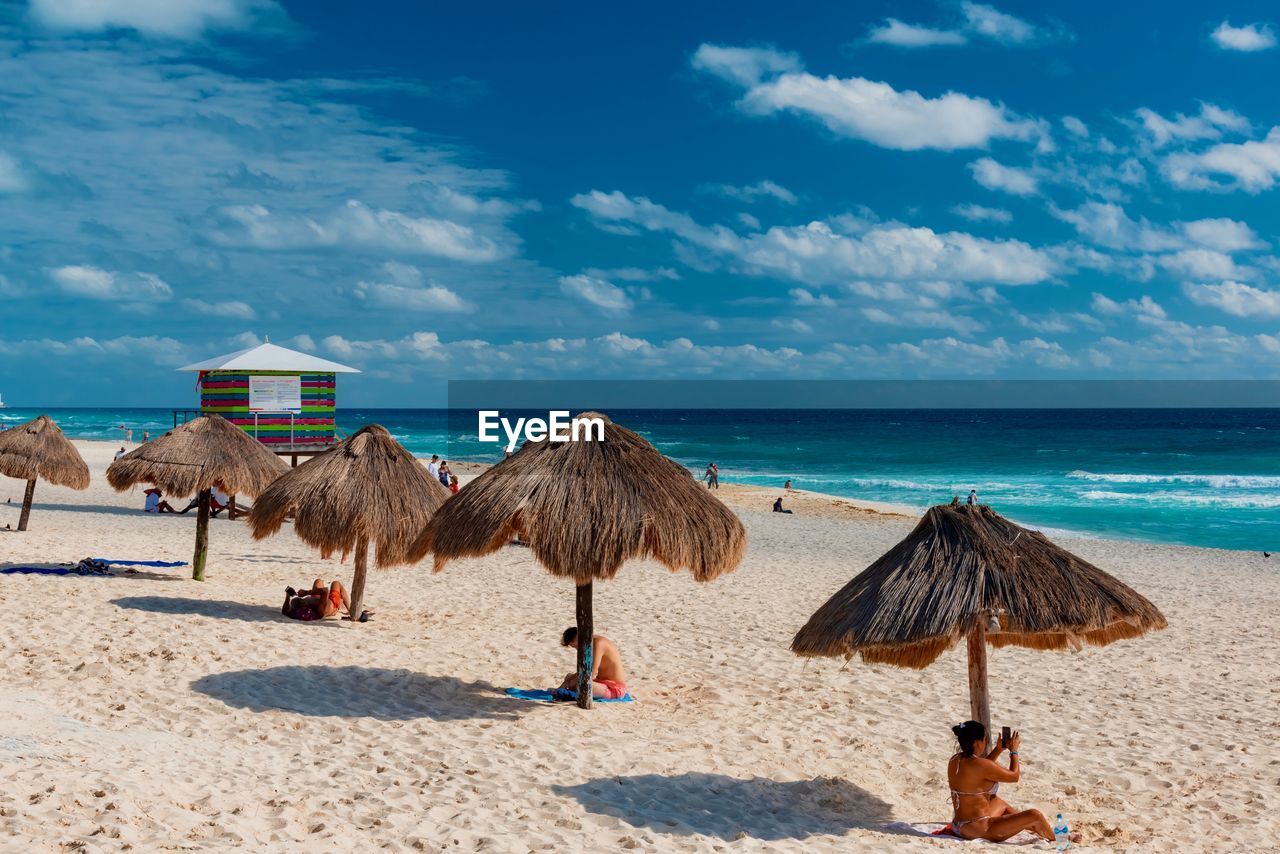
xmin=2 ymin=0 xmax=1280 ymax=406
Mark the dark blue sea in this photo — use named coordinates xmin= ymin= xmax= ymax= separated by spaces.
xmin=4 ymin=407 xmax=1277 ymax=552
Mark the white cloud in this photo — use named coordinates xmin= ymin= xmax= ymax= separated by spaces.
xmin=789 ymin=288 xmax=836 ymax=307
xmin=694 ymin=44 xmax=1045 ymax=151
xmin=572 ymin=190 xmax=1057 ymax=286
xmin=582 ymin=266 xmax=679 ymax=282
xmin=960 ymin=3 xmax=1037 ymax=44
xmin=28 ymin=0 xmax=286 ymax=40
xmin=711 ymin=179 xmax=797 ymax=205
xmin=969 ymin=157 xmax=1038 ymax=195
xmin=1162 ymin=127 xmax=1280 ymax=192
xmin=1211 ymin=21 xmax=1277 ymax=52
xmin=1184 ymin=281 xmax=1280 ymax=317
xmin=1158 ymin=249 xmax=1246 ymax=281
xmin=1136 ymin=103 xmax=1249 ymax=148
xmin=865 ymin=3 xmax=1043 ymax=49
xmin=0 ymin=151 xmax=26 ymax=192
xmin=217 ymin=200 xmax=510 ymax=261
xmin=1061 ymin=116 xmax=1089 ymax=138
xmin=867 ymin=19 xmax=967 ymax=47
xmin=0 ymin=333 xmax=187 ymax=365
xmin=951 ymin=203 xmax=1012 ymax=223
xmin=182 ymin=298 xmax=255 ymax=319
xmin=348 ymin=261 xmax=474 ymax=313
xmin=1178 ymin=218 xmax=1262 ymax=251
xmin=1091 ymin=292 xmax=1166 ymax=320
xmin=772 ymin=317 xmax=813 ymax=334
xmin=1052 ymin=202 xmax=1260 ymax=255
xmin=690 ymin=44 xmax=801 ymax=87
xmin=49 ymin=265 xmax=173 ymax=301
xmin=559 ymin=274 xmax=633 ymax=313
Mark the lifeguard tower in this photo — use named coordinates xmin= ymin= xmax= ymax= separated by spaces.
xmin=177 ymin=340 xmax=359 ymax=463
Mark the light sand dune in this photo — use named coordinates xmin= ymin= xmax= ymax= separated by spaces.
xmin=0 ymin=440 xmax=1276 ymax=851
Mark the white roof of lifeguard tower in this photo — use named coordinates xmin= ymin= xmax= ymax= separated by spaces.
xmin=178 ymin=341 xmax=360 ymax=373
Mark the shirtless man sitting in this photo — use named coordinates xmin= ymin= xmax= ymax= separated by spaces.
xmin=281 ymin=578 xmax=350 ymax=621
xmin=558 ymin=628 xmax=628 ymax=699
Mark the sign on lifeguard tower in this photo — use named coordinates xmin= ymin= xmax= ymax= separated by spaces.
xmin=179 ymin=341 xmax=359 ymax=454
xmin=249 ymin=375 xmax=302 ymax=412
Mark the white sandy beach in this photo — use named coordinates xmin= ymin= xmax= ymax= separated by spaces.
xmin=0 ymin=440 xmax=1276 ymax=852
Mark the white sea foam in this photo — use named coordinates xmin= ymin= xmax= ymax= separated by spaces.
xmin=1068 ymin=471 xmax=1280 ymax=489
xmin=1080 ymin=490 xmax=1280 ymax=509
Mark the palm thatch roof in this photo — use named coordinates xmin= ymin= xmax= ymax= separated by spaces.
xmin=0 ymin=415 xmax=90 ymax=489
xmin=792 ymin=503 xmax=1167 ymax=669
xmin=106 ymin=415 xmax=287 ymax=498
xmin=248 ymin=424 xmax=451 ymax=566
xmin=409 ymin=412 xmax=746 ymax=583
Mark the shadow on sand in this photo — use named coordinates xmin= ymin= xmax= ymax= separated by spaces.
xmin=192 ymin=665 xmax=522 ymax=722
xmin=552 ymin=772 xmax=893 ymax=841
xmin=2 ymin=565 xmax=182 ymax=582
xmin=113 ymin=595 xmax=286 ymax=621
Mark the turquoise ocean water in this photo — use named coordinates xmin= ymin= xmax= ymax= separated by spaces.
xmin=3 ymin=407 xmax=1276 ymax=553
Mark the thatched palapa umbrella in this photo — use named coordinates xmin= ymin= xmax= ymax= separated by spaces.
xmin=793 ymin=503 xmax=1166 ymax=745
xmin=248 ymin=424 xmax=451 ymax=621
xmin=409 ymin=412 xmax=746 ymax=709
xmin=107 ymin=415 xmax=287 ymax=580
xmin=0 ymin=415 xmax=90 ymax=531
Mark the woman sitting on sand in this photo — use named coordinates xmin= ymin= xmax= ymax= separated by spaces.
xmin=946 ymin=720 xmax=1054 ymax=843
xmin=282 ymin=579 xmax=351 ymax=622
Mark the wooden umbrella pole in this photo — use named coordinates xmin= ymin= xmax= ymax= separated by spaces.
xmin=192 ymin=488 xmax=211 ymax=581
xmin=349 ymin=536 xmax=369 ymax=623
xmin=575 ymin=581 xmax=593 ymax=710
xmin=967 ymin=616 xmax=991 ymax=752
xmin=17 ymin=478 xmax=36 ymax=532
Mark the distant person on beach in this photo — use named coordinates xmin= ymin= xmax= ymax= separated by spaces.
xmin=282 ymin=579 xmax=351 ymax=621
xmin=704 ymin=463 xmax=719 ymax=489
xmin=142 ymin=430 xmax=150 ymax=443
xmin=438 ymin=461 xmax=451 ymax=487
xmin=143 ymin=488 xmax=176 ymax=514
xmin=773 ymin=497 xmax=793 ymax=514
xmin=558 ymin=628 xmax=628 ymax=699
xmin=968 ymin=490 xmax=978 ymax=506
xmin=449 ymin=474 xmax=459 ymax=494
xmin=427 ymin=454 xmax=440 ymax=479
xmin=784 ymin=479 xmax=792 ymax=490
xmin=126 ymin=428 xmax=133 ymax=444
xmin=114 ymin=446 xmax=127 ymax=461
xmin=946 ymin=720 xmax=1054 ymax=843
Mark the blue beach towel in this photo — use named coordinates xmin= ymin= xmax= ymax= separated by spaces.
xmin=93 ymin=559 xmax=187 ymax=567
xmin=505 ymin=687 xmax=633 ymax=703
xmin=1 ymin=567 xmax=74 ymax=576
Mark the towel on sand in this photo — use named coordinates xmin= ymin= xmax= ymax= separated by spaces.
xmin=505 ymin=687 xmax=633 ymax=704
xmin=0 ymin=567 xmax=76 ymax=576
xmin=881 ymin=822 xmax=1044 ymax=845
xmin=94 ymin=559 xmax=187 ymax=567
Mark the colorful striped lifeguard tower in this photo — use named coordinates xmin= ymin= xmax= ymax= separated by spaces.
xmin=178 ymin=340 xmax=359 ymax=463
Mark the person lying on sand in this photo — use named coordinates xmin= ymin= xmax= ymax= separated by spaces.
xmin=282 ymin=578 xmax=351 ymax=622
xmin=558 ymin=628 xmax=628 ymax=699
xmin=947 ymin=720 xmax=1071 ymax=843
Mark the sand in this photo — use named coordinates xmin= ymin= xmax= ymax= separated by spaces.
xmin=0 ymin=440 xmax=1276 ymax=852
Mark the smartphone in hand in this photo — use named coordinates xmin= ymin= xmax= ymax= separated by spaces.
xmin=1001 ymin=726 xmax=1012 ymax=746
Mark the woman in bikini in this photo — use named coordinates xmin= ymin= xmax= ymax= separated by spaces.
xmin=282 ymin=579 xmax=351 ymax=621
xmin=947 ymin=720 xmax=1054 ymax=843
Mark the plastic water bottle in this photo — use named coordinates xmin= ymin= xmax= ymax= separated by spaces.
xmin=1053 ymin=813 xmax=1070 ymax=851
